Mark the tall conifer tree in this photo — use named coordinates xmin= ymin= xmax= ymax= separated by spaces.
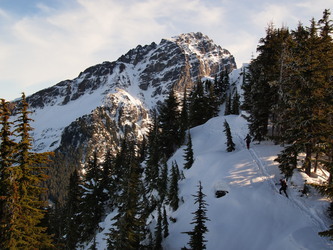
xmin=6 ymin=93 xmax=54 ymax=249
xmin=0 ymin=99 xmax=17 ymax=248
xmin=158 ymin=88 xmax=181 ymax=158
xmin=107 ymin=141 xmax=146 ymax=249
xmin=223 ymin=120 xmax=235 ymax=152
xmin=231 ymin=90 xmax=240 ymax=115
xmin=219 ymin=70 xmax=230 ymax=103
xmin=183 ymin=181 xmax=210 ymax=250
xmin=168 ymin=162 xmax=180 ymax=211
xmin=224 ymin=94 xmax=232 ymax=116
xmin=79 ymin=150 xmax=106 ymax=243
xmin=63 ymin=169 xmax=83 ymax=249
xmin=162 ymin=206 xmax=169 ymax=238
xmin=183 ymin=131 xmax=194 ymax=169
xmin=189 ymin=81 xmax=209 ymax=127
xmin=179 ymin=88 xmax=189 ymax=145
xmin=145 ymin=112 xmax=161 ymax=192
xmin=154 ymin=206 xmax=163 ymax=250
xmin=158 ymin=160 xmax=169 ymax=202
xmin=207 ymin=81 xmax=219 ymax=118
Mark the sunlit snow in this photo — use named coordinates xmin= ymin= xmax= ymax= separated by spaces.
xmin=87 ymin=113 xmax=332 ymax=250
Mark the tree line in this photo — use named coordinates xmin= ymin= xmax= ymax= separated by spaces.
xmin=46 ymin=75 xmax=232 ymax=248
xmin=0 ymin=67 xmax=233 ymax=249
xmin=242 ymin=9 xmax=333 ymax=239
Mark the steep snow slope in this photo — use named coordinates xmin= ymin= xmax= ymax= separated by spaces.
xmin=87 ymin=112 xmax=332 ymax=249
xmin=164 ymin=114 xmax=332 ymax=250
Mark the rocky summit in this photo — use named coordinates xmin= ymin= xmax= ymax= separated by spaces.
xmin=12 ymin=32 xmax=236 ymax=156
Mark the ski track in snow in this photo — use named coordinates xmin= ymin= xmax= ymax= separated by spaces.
xmin=84 ymin=116 xmax=333 ymax=250
xmin=83 ymin=114 xmax=332 ymax=249
xmin=237 ymin=135 xmax=278 ymax=194
xmin=237 ymin=134 xmax=331 ymax=248
xmin=224 ymin=112 xmax=332 ymax=249
xmin=249 ymin=145 xmax=329 ymax=233
xmin=235 ymin=122 xmax=330 ymax=233
xmin=85 ymin=114 xmax=333 ymax=250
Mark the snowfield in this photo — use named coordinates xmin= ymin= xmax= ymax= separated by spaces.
xmin=88 ymin=112 xmax=332 ymax=250
xmin=165 ymin=113 xmax=332 ymax=250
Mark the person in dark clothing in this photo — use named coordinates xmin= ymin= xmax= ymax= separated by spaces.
xmin=245 ymin=134 xmax=251 ymax=149
xmin=301 ymin=180 xmax=309 ymax=197
xmin=279 ymin=179 xmax=288 ymax=198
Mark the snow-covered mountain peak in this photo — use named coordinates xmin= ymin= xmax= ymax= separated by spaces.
xmin=25 ymin=32 xmax=235 ymax=110
xmin=12 ymin=32 xmax=236 ymax=154
xmin=169 ymin=32 xmax=232 ymax=60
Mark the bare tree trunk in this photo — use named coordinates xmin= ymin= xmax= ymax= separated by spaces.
xmin=314 ymin=151 xmax=319 ymax=173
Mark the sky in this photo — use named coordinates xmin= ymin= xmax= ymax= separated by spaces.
xmin=0 ymin=0 xmax=332 ymax=101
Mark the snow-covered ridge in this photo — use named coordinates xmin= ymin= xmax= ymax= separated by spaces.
xmin=169 ymin=32 xmax=232 ymax=59
xmin=11 ymin=32 xmax=236 ymax=153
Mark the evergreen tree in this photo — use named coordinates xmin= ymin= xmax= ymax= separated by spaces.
xmin=46 ymin=147 xmax=83 ymax=215
xmin=218 ymin=70 xmax=230 ymax=103
xmin=245 ymin=24 xmax=290 ymax=142
xmin=80 ymin=150 xmax=106 ymax=243
xmin=111 ymin=138 xmax=130 ymax=202
xmin=174 ymin=161 xmax=181 ymax=179
xmin=189 ymin=81 xmax=209 ymax=127
xmin=311 ymin=9 xmax=333 ymax=240
xmin=0 ymin=99 xmax=17 ymax=249
xmin=316 ymin=9 xmax=333 ymax=184
xmin=274 ymin=145 xmax=299 ymax=180
xmin=240 ymin=66 xmax=253 ymax=112
xmin=231 ymin=90 xmax=240 ymax=115
xmin=45 ymin=202 xmax=66 ymax=248
xmin=313 ymin=179 xmax=333 ymax=239
xmin=188 ymin=79 xmax=220 ymax=128
xmin=179 ymin=88 xmax=189 ymax=145
xmin=158 ymin=160 xmax=169 ymax=202
xmin=63 ymin=169 xmax=83 ymax=249
xmin=224 ymin=94 xmax=231 ymax=115
xmin=107 ymin=141 xmax=146 ymax=249
xmin=319 ymin=224 xmax=333 ymax=241
xmin=295 ymin=19 xmax=321 ymax=176
xmin=213 ymin=74 xmax=221 ymax=99
xmin=207 ymin=81 xmax=220 ymax=118
xmin=101 ymin=149 xmax=114 ymax=203
xmin=168 ymin=161 xmax=180 ymax=211
xmin=162 ymin=206 xmax=169 ymax=238
xmin=276 ymin=19 xmax=326 ymax=176
xmin=154 ymin=206 xmax=163 ymax=250
xmin=158 ymin=88 xmax=181 ymax=158
xmin=183 ymin=181 xmax=210 ymax=250
xmin=145 ymin=112 xmax=161 ymax=192
xmin=7 ymin=93 xmax=54 ymax=249
xmin=223 ymin=120 xmax=235 ymax=152
xmin=183 ymin=131 xmax=194 ymax=169
xmin=45 ymin=147 xmax=84 ymax=248
xmin=138 ymin=135 xmax=147 ymax=163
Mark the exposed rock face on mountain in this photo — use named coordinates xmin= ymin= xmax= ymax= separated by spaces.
xmin=16 ymin=32 xmax=236 ymax=155
xmin=59 ymin=89 xmax=150 ymax=157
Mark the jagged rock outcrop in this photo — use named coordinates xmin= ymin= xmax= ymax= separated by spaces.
xmin=13 ymin=32 xmax=236 ymax=155
xmin=59 ymin=89 xmax=150 ymax=157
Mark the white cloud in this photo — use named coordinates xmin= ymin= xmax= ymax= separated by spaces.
xmin=251 ymin=4 xmax=294 ymax=28
xmin=295 ymin=0 xmax=333 ymax=19
xmin=1 ymin=0 xmax=230 ymax=100
xmin=0 ymin=8 xmax=10 ymax=19
xmin=0 ymin=0 xmax=332 ymax=100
